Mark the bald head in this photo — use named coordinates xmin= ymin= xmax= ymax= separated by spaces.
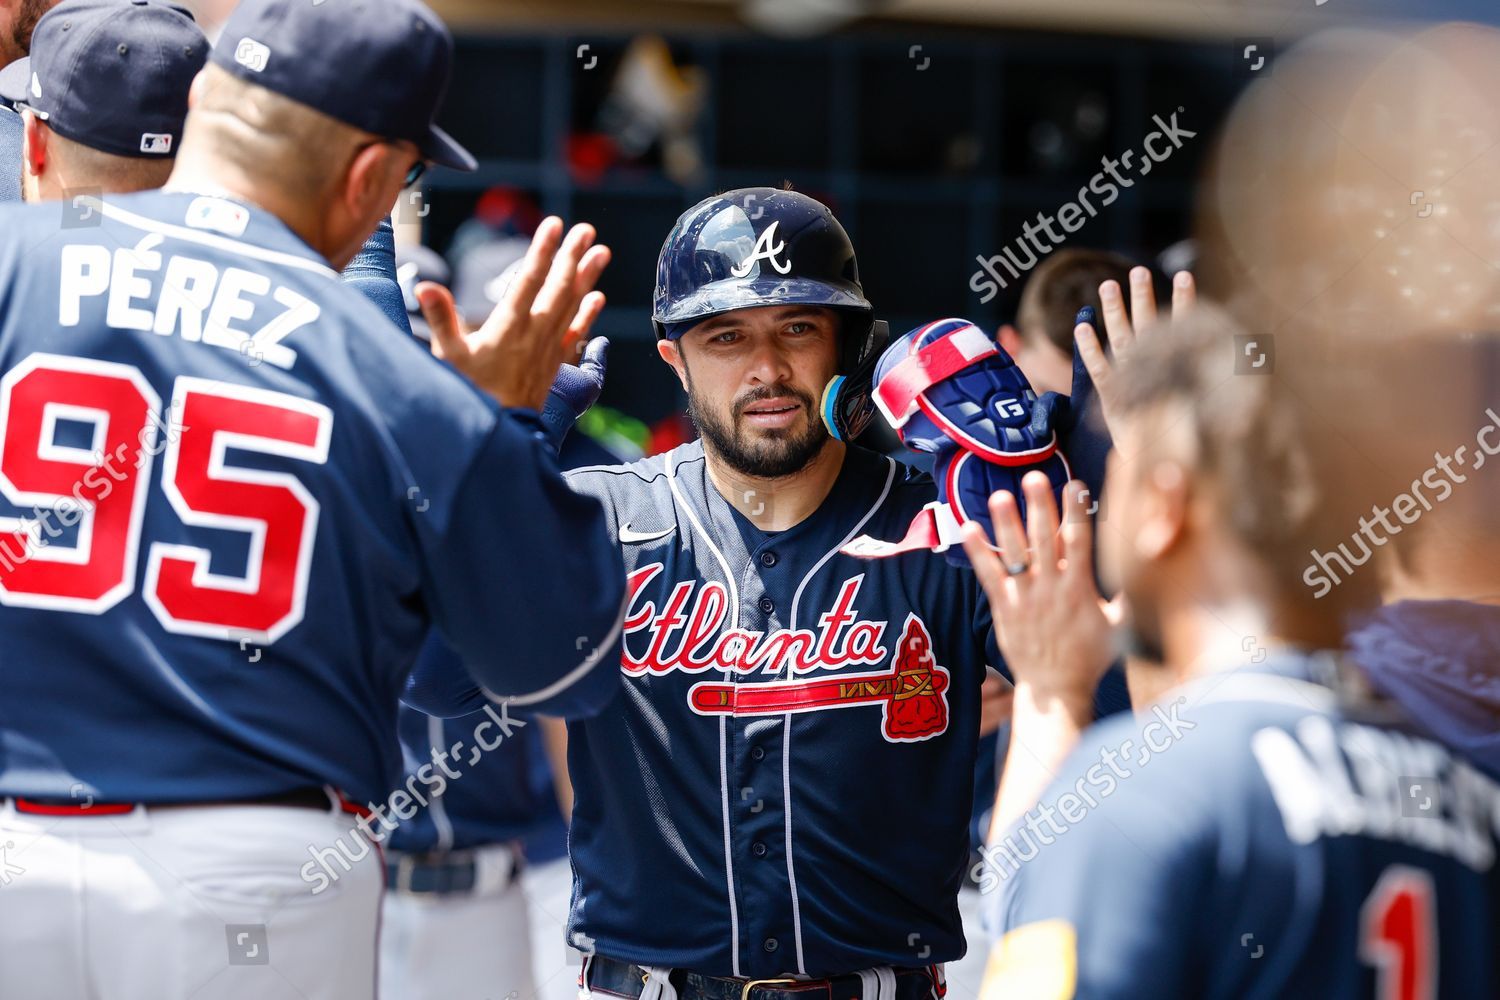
xmin=184 ymin=63 xmax=363 ymax=202
xmin=166 ymin=63 xmax=422 ymax=270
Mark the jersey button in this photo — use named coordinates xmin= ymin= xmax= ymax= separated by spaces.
xmin=759 ymin=596 xmax=775 ymax=614
xmin=752 ymin=841 xmax=768 ymax=858
xmin=751 ymin=746 xmax=766 ymax=761
xmin=760 ymin=551 xmax=777 ymax=568
xmin=763 ymin=938 xmax=779 ymax=953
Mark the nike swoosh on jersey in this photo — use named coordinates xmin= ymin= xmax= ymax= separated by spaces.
xmin=618 ymin=523 xmax=676 ymax=544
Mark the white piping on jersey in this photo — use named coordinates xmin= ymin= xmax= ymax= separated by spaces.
xmin=427 ymin=714 xmax=456 ymax=853
xmin=782 ymin=456 xmax=898 ymax=975
xmin=484 ymin=588 xmax=628 ymax=708
xmin=665 ymin=449 xmax=744 ymax=978
xmin=82 ymin=196 xmax=338 ymax=278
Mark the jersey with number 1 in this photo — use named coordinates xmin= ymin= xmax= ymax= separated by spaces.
xmin=0 ymin=191 xmax=624 ymax=807
xmin=984 ymin=653 xmax=1500 ymax=999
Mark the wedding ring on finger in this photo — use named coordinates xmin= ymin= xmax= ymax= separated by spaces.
xmin=1005 ymin=560 xmax=1029 ymax=577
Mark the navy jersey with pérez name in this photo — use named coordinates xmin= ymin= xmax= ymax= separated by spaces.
xmin=0 ymin=191 xmax=624 ymax=807
xmin=562 ymin=441 xmax=999 ymax=979
xmin=985 ymin=654 xmax=1500 ymax=999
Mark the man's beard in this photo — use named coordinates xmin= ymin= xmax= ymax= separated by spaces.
xmin=9 ymin=0 xmax=49 ymax=62
xmin=1117 ymin=586 xmax=1167 ymax=665
xmin=686 ymin=375 xmax=830 ymax=479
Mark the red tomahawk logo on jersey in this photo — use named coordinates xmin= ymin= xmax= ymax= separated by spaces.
xmin=688 ymin=614 xmax=950 ymax=742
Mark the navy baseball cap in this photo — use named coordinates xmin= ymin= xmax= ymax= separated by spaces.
xmin=0 ymin=0 xmax=207 ymax=158
xmin=210 ymin=0 xmax=476 ymax=172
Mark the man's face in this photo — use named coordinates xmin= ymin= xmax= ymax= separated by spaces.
xmin=1 ymin=0 xmax=52 ymax=67
xmin=665 ymin=305 xmax=842 ymax=479
xmin=1014 ymin=328 xmax=1073 ymax=397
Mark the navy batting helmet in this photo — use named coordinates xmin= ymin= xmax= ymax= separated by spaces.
xmin=653 ymin=187 xmax=888 ymax=440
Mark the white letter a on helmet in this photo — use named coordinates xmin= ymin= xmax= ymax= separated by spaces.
xmin=730 ymin=221 xmax=793 ymax=278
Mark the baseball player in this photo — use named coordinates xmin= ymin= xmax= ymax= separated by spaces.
xmin=377 ymin=240 xmax=606 ymax=1000
xmin=974 ymin=298 xmax=1500 ymax=997
xmin=381 ymin=633 xmax=560 ymax=1000
xmin=412 ymin=187 xmax=1114 ymax=999
xmin=0 ymin=1 xmax=625 ymax=998
xmin=0 ymin=0 xmax=203 ymax=200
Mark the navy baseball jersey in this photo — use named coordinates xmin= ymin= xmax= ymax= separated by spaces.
xmin=388 ymin=641 xmax=559 ymax=854
xmin=0 ymin=190 xmax=625 ymax=806
xmin=408 ymin=440 xmax=1005 ymax=976
xmin=984 ymin=653 xmax=1500 ymax=999
xmin=562 ymin=441 xmax=1000 ymax=978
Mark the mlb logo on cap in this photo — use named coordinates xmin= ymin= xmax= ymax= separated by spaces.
xmin=140 ymin=133 xmax=172 ymax=154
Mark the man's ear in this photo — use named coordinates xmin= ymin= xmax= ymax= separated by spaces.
xmin=997 ymin=323 xmax=1023 ymax=357
xmin=343 ymin=141 xmax=398 ymax=220
xmin=186 ymin=68 xmax=206 ymax=109
xmin=1134 ymin=460 xmax=1190 ymax=562
xmin=657 ymin=338 xmax=689 ymax=391
xmin=21 ymin=110 xmax=46 ymax=180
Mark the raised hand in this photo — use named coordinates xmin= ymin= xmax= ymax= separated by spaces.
xmin=416 ymin=218 xmax=611 ymax=411
xmin=1074 ymin=266 xmax=1195 ymax=451
xmin=961 ymin=473 xmax=1119 ymax=712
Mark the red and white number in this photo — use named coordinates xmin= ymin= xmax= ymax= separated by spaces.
xmin=145 ymin=377 xmax=331 ymax=642
xmin=0 ymin=355 xmax=331 ymax=642
xmin=0 ymin=354 xmax=158 ymax=612
xmin=1360 ymin=865 xmax=1438 ymax=1000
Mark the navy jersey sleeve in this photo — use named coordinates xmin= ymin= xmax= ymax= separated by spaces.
xmin=402 ymin=641 xmax=489 ymax=718
xmin=334 ymin=222 xmax=625 ymax=718
xmin=411 ymin=412 xmax=625 ymax=716
xmin=983 ymin=714 xmax=1213 ymax=998
xmin=339 ymin=216 xmax=413 ymax=337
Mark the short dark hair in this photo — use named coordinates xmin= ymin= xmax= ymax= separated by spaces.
xmin=1016 ymin=248 xmax=1137 ymax=355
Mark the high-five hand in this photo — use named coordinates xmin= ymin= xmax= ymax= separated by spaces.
xmin=1073 ymin=266 xmax=1195 ymax=451
xmin=961 ymin=473 xmax=1119 ymax=709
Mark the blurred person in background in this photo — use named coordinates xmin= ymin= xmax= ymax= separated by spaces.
xmin=1194 ymin=21 xmax=1500 ymax=779
xmin=1343 ymin=336 xmax=1500 ymax=779
xmin=977 ymin=302 xmax=1500 ymax=997
xmin=996 ymin=248 xmax=1136 ymax=397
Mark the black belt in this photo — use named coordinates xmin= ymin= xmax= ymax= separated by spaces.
xmin=586 ymin=955 xmax=945 ymax=1000
xmin=4 ymin=786 xmax=364 ymax=817
xmin=385 ymin=846 xmax=522 ymax=896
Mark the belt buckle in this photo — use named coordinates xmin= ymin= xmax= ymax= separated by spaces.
xmin=740 ymin=978 xmax=798 ymax=1000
